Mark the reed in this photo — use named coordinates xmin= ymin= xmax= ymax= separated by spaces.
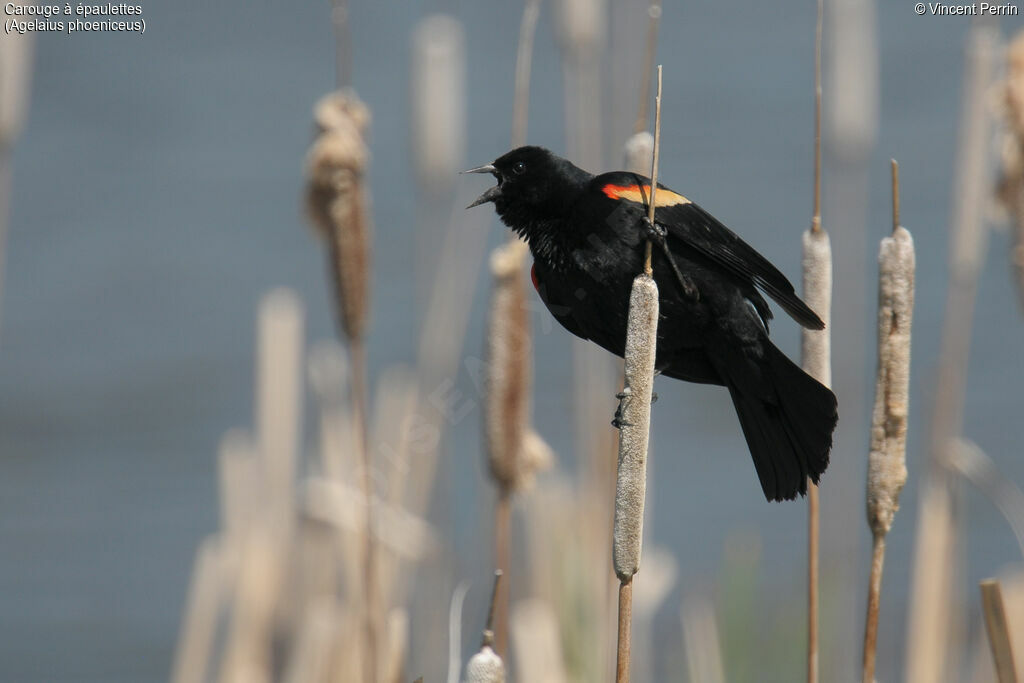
xmin=997 ymin=31 xmax=1024 ymax=313
xmin=801 ymin=2 xmax=829 ymax=680
xmin=412 ymin=15 xmax=466 ymax=197
xmin=861 ymin=161 xmax=915 ymax=683
xmin=613 ymin=64 xmax=663 ymax=683
xmin=304 ymin=89 xmax=378 ymax=681
xmin=906 ymin=21 xmax=997 ymax=683
xmin=465 ymin=572 xmax=506 ymax=683
xmin=482 ymin=0 xmax=546 ymax=659
xmin=980 ymin=579 xmax=1020 ymax=683
xmin=0 ymin=27 xmax=34 ymax=336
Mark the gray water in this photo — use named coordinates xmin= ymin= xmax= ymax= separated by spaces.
xmin=1 ymin=1 xmax=1023 ymax=681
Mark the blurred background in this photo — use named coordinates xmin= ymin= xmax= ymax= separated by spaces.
xmin=1 ymin=1 xmax=1023 ymax=682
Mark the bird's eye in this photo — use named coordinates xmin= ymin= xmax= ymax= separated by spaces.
xmin=512 ymin=161 xmax=526 ymax=175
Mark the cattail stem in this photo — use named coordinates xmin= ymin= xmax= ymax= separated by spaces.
xmin=493 ymin=491 xmax=511 ymax=657
xmin=811 ymin=0 xmax=823 ymax=233
xmin=803 ymin=2 xmax=827 ymax=679
xmin=643 ymin=66 xmax=663 ymax=275
xmin=862 ymin=160 xmax=914 ymax=683
xmin=616 ymin=581 xmax=634 ymax=683
xmin=808 ymin=483 xmax=820 ymax=683
xmin=484 ymin=0 xmax=544 ymax=659
xmin=614 ymin=65 xmax=664 ymax=683
xmin=980 ymin=579 xmax=1020 ymax=683
xmin=907 ymin=24 xmax=995 ymax=683
xmin=862 ymin=534 xmax=886 ymax=682
xmin=633 ymin=2 xmax=662 ymax=135
xmin=611 ymin=273 xmax=659 ymax=682
xmin=511 ymin=0 xmax=542 ymax=150
xmin=331 ymin=0 xmax=351 ymax=89
xmin=349 ymin=337 xmax=378 ymax=683
xmin=466 ymin=572 xmax=506 ymax=683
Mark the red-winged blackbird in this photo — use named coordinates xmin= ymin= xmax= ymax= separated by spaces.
xmin=466 ymin=146 xmax=837 ymax=502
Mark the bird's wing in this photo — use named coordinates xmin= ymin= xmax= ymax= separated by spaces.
xmin=594 ymin=173 xmax=823 ymax=331
xmin=659 ymin=200 xmax=823 ymax=330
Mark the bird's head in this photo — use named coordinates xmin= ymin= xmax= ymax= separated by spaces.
xmin=463 ymin=146 xmax=587 ymax=226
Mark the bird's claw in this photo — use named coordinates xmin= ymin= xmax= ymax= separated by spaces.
xmin=612 ymin=387 xmax=633 ymax=429
xmin=641 ymin=216 xmax=667 ymax=242
xmin=611 ymin=388 xmax=658 ymax=429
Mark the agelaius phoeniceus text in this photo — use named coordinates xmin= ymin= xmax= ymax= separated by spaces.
xmin=466 ymin=146 xmax=837 ymax=502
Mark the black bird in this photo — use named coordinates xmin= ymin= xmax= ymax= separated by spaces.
xmin=466 ymin=146 xmax=837 ymax=502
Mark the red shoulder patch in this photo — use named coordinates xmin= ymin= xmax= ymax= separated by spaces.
xmin=600 ymin=183 xmax=691 ymax=207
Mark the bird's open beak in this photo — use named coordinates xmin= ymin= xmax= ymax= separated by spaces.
xmin=462 ymin=164 xmax=501 ymax=208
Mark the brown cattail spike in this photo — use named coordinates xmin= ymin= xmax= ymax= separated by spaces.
xmin=997 ymin=31 xmax=1024 ymax=313
xmin=305 ymin=91 xmax=373 ymax=342
xmin=862 ymin=161 xmax=915 ymax=683
xmin=866 ymin=174 xmax=914 ymax=538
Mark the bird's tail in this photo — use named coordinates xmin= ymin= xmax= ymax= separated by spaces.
xmin=726 ymin=342 xmax=837 ymax=502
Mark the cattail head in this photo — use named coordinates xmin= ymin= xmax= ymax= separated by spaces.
xmin=0 ymin=30 xmax=33 ymax=152
xmin=866 ymin=226 xmax=915 ymax=537
xmin=466 ymin=644 xmax=505 ymax=683
xmin=314 ymin=89 xmax=371 ymax=138
xmin=555 ymin=0 xmax=605 ymax=61
xmin=623 ymin=131 xmax=654 ymax=176
xmin=411 ymin=14 xmax=465 ymax=195
xmin=613 ymin=274 xmax=659 ymax=582
xmin=996 ymin=32 xmax=1024 ymax=311
xmin=305 ymin=92 xmax=373 ymax=341
xmin=485 ymin=240 xmax=552 ymax=493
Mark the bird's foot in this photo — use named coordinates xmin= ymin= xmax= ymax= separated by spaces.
xmin=612 ymin=388 xmax=658 ymax=429
xmin=640 ymin=216 xmax=667 ymax=242
xmin=612 ymin=388 xmax=633 ymax=429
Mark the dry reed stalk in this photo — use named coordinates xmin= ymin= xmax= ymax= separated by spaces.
xmin=557 ymin=4 xmax=616 ymax=577
xmin=556 ymin=0 xmax=605 ymax=170
xmin=447 ymin=582 xmax=471 ymax=683
xmin=632 ymin=2 xmax=662 ymax=136
xmin=218 ymin=529 xmax=280 ymax=683
xmin=862 ymin=161 xmax=915 ymax=683
xmin=950 ymin=438 xmax=1024 ymax=558
xmin=256 ymin=289 xmax=304 ymax=532
xmin=281 ymin=603 xmax=339 ymax=683
xmin=305 ymin=89 xmax=378 ymax=681
xmin=307 ymin=340 xmax=352 ymax=482
xmin=981 ymin=579 xmax=1020 ymax=683
xmin=997 ymin=32 xmax=1024 ymax=313
xmin=906 ymin=23 xmax=996 ymax=683
xmin=630 ymin=547 xmax=676 ymax=683
xmin=217 ymin=430 xmax=260 ymax=539
xmin=330 ymin=0 xmax=351 ymax=89
xmin=613 ymin=63 xmax=663 ymax=683
xmin=171 ymin=538 xmax=225 ymax=683
xmin=482 ymin=0 xmax=547 ymax=658
xmin=0 ymin=28 xmax=34 ymax=339
xmin=801 ymin=3 xmax=829 ymax=680
xmin=681 ymin=594 xmax=727 ymax=683
xmin=466 ymin=573 xmax=507 ymax=683
xmin=412 ymin=15 xmax=466 ymax=196
xmin=510 ymin=599 xmax=570 ymax=683
xmin=511 ymin=0 xmax=542 ymax=150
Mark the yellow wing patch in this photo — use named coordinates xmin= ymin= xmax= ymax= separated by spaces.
xmin=601 ymin=183 xmax=691 ymax=207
